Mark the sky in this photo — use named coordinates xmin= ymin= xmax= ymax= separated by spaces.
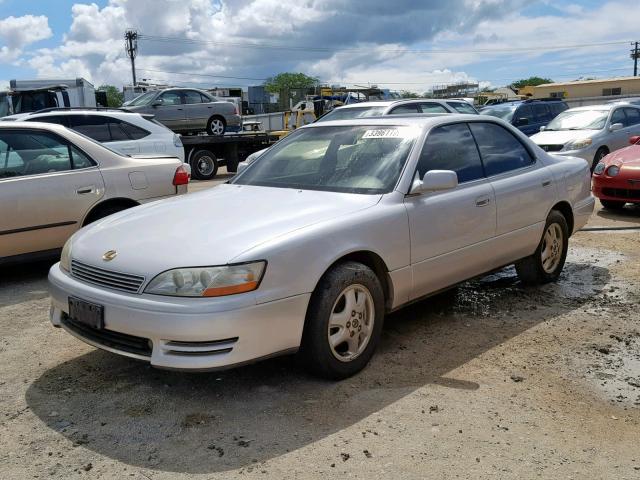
xmin=0 ymin=0 xmax=638 ymax=93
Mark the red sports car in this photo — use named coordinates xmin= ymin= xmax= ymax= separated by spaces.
xmin=592 ymin=135 xmax=640 ymax=209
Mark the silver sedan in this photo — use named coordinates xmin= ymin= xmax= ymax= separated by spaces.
xmin=48 ymin=115 xmax=594 ymax=379
xmin=0 ymin=122 xmax=188 ymax=264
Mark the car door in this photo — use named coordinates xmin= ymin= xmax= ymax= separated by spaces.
xmin=154 ymin=91 xmax=186 ymax=131
xmin=404 ymin=122 xmax=497 ymax=299
xmin=607 ymin=107 xmax=629 ymax=151
xmin=182 ymin=90 xmax=210 ymax=131
xmin=0 ymin=128 xmax=105 ymax=258
xmin=622 ymin=107 xmax=640 ymax=144
xmin=468 ymin=121 xmax=555 ymax=264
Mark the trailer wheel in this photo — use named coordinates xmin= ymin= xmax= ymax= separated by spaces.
xmin=190 ymin=149 xmax=219 ymax=180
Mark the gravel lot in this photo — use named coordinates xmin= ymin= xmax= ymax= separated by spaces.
xmin=1 ymin=180 xmax=639 ymax=479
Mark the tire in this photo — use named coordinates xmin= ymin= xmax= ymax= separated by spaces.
xmin=592 ymin=147 xmax=609 ymax=172
xmin=299 ymin=262 xmax=385 ymax=380
xmin=206 ymin=116 xmax=226 ymax=136
xmin=600 ymin=199 xmax=626 ymax=210
xmin=189 ymin=149 xmax=218 ymax=180
xmin=515 ymin=210 xmax=569 ymax=286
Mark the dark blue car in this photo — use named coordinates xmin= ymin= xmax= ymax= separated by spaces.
xmin=480 ymin=99 xmax=569 ymax=136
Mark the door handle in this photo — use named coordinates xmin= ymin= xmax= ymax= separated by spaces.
xmin=76 ymin=186 xmax=94 ymax=195
xmin=542 ymin=179 xmax=552 ymax=187
xmin=475 ymin=196 xmax=491 ymax=207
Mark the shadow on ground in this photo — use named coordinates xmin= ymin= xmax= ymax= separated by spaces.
xmin=596 ymin=203 xmax=640 ymax=224
xmin=0 ymin=259 xmax=56 ymax=307
xmin=25 ymin=261 xmax=610 ymax=474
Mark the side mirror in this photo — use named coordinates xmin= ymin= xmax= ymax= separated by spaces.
xmin=151 ymin=99 xmax=164 ymax=107
xmin=410 ymin=170 xmax=458 ymax=194
xmin=515 ymin=117 xmax=529 ymax=126
xmin=609 ymin=122 xmax=623 ymax=131
xmin=630 ymin=135 xmax=640 ymax=145
xmin=539 ymin=125 xmax=546 ymax=132
xmin=236 ymin=162 xmax=249 ymax=174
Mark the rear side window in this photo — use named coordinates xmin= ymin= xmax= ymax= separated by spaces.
xmin=26 ymin=115 xmax=70 ymax=127
xmin=119 ymin=121 xmax=150 ymax=139
xmin=417 ymin=123 xmax=484 ymax=183
xmin=389 ymin=104 xmax=420 ymax=114
xmin=419 ymin=103 xmax=448 ymax=113
xmin=447 ymin=102 xmax=477 ymax=114
xmin=468 ymin=122 xmax=534 ymax=176
xmin=183 ymin=90 xmax=204 ymax=104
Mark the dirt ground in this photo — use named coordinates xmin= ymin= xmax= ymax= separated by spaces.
xmin=1 ymin=195 xmax=639 ymax=480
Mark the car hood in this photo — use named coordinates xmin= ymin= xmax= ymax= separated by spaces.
xmin=71 ymin=184 xmax=381 ymax=276
xmin=531 ymin=129 xmax=599 ymax=145
xmin=602 ymin=144 xmax=640 ymax=165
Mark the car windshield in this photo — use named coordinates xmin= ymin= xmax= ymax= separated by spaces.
xmin=481 ymin=104 xmax=517 ymax=121
xmin=127 ymin=91 xmax=157 ymax=107
xmin=316 ymin=106 xmax=388 ymax=122
xmin=545 ymin=109 xmax=609 ymax=130
xmin=232 ymin=125 xmax=419 ymax=194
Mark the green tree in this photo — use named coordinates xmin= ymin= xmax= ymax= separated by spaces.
xmin=511 ymin=76 xmax=553 ymax=89
xmin=98 ymin=84 xmax=124 ymax=107
xmin=399 ymin=90 xmax=421 ymax=98
xmin=263 ymin=72 xmax=319 ymax=94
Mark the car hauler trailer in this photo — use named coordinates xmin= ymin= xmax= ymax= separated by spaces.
xmin=181 ymin=131 xmax=279 ymax=180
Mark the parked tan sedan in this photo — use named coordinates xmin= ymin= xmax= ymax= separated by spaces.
xmin=0 ymin=122 xmax=188 ymax=264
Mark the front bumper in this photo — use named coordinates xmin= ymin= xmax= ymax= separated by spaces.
xmin=48 ymin=263 xmax=310 ymax=370
xmin=592 ymin=176 xmax=640 ymax=203
xmin=550 ymin=145 xmax=598 ymax=165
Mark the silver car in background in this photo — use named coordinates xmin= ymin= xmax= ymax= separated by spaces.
xmin=0 ymin=122 xmax=188 ymax=264
xmin=315 ymin=98 xmax=478 ymax=122
xmin=530 ymin=104 xmax=640 ymax=170
xmin=124 ymin=88 xmax=241 ymax=135
xmin=49 ymin=115 xmax=593 ymax=379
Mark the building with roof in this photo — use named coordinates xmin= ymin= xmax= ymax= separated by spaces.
xmin=532 ymin=76 xmax=640 ymax=99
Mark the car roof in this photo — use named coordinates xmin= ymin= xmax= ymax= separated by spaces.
xmin=302 ymin=113 xmax=489 ymax=129
xmin=0 ymin=120 xmax=76 ymax=132
xmin=564 ymin=104 xmax=615 ymax=112
xmin=336 ymin=98 xmax=462 ymax=110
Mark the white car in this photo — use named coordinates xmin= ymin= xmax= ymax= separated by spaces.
xmin=2 ymin=109 xmax=185 ymax=162
xmin=530 ymin=104 xmax=640 ymax=170
xmin=0 ymin=122 xmax=188 ymax=264
xmin=48 ymin=115 xmax=594 ymax=379
xmin=315 ymin=99 xmax=479 ymax=122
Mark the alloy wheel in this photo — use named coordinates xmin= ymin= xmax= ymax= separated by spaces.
xmin=327 ymin=284 xmax=375 ymax=362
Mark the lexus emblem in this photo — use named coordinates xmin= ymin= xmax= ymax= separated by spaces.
xmin=102 ymin=250 xmax=117 ymax=261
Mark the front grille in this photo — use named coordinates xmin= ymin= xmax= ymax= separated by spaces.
xmin=602 ymin=187 xmax=640 ymax=200
xmin=71 ymin=260 xmax=145 ymax=293
xmin=62 ymin=314 xmax=152 ymax=357
xmin=539 ymin=144 xmax=564 ymax=152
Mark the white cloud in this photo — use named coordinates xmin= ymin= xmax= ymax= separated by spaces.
xmin=0 ymin=15 xmax=52 ymax=61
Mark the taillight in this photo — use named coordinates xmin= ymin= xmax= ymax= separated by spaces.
xmin=173 ymin=165 xmax=190 ymax=186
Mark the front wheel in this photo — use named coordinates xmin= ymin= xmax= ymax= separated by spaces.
xmin=600 ymin=199 xmax=626 ymax=210
xmin=592 ymin=147 xmax=609 ymax=172
xmin=299 ymin=262 xmax=385 ymax=379
xmin=515 ymin=210 xmax=569 ymax=285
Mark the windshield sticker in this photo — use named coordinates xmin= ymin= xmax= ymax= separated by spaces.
xmin=362 ymin=129 xmax=402 ymax=139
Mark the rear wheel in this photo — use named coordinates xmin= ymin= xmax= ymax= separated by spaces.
xmin=207 ymin=116 xmax=226 ymax=136
xmin=84 ymin=204 xmax=132 ymax=226
xmin=515 ymin=210 xmax=569 ymax=285
xmin=189 ymin=149 xmax=218 ymax=180
xmin=600 ymin=199 xmax=626 ymax=210
xmin=299 ymin=262 xmax=385 ymax=379
xmin=592 ymin=147 xmax=609 ymax=172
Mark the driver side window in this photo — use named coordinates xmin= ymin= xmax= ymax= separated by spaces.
xmin=417 ymin=123 xmax=484 ymax=183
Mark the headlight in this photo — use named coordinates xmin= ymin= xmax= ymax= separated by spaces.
xmin=144 ymin=261 xmax=266 ymax=297
xmin=60 ymin=238 xmax=72 ymax=272
xmin=566 ymin=138 xmax=592 ymax=150
xmin=593 ymin=162 xmax=606 ymax=175
xmin=606 ymin=165 xmax=620 ymax=177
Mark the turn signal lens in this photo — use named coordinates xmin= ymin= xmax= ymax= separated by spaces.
xmin=144 ymin=262 xmax=266 ymax=297
xmin=606 ymin=165 xmax=620 ymax=177
xmin=60 ymin=238 xmax=72 ymax=272
xmin=593 ymin=162 xmax=606 ymax=175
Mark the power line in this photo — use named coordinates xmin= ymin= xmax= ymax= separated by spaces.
xmin=138 ymin=34 xmax=631 ymax=55
xmin=136 ymin=68 xmax=267 ymax=81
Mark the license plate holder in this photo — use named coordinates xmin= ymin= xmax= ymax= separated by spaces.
xmin=68 ymin=297 xmax=104 ymax=330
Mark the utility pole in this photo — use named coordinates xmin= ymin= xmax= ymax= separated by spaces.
xmin=631 ymin=41 xmax=639 ymax=77
xmin=124 ymin=30 xmax=138 ymax=86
